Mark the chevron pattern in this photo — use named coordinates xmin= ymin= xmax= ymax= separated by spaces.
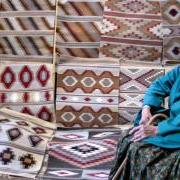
xmin=120 ymin=66 xmax=165 ymax=92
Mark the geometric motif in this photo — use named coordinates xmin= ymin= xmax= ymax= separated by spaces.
xmin=82 ymin=170 xmax=110 ymax=180
xmin=118 ymin=108 xmax=140 ymax=125
xmin=19 ymin=154 xmax=36 ymax=169
xmin=100 ymin=0 xmax=163 ymax=62
xmin=7 ymin=128 xmax=22 ymax=141
xmin=163 ymin=36 xmax=180 ymax=64
xmin=160 ymin=0 xmax=180 ymax=65
xmin=104 ymin=0 xmax=161 ymax=15
xmin=0 ymin=148 xmax=15 ymax=165
xmin=48 ymin=170 xmax=79 ymax=177
xmin=49 ymin=139 xmax=116 ymax=168
xmin=119 ymin=93 xmax=144 ymax=108
xmin=161 ymin=0 xmax=180 ymax=25
xmin=56 ymin=1 xmax=104 ymax=57
xmin=0 ymin=108 xmax=55 ymax=178
xmin=28 ymin=135 xmax=43 ymax=147
xmin=44 ymin=129 xmax=122 ymax=179
xmin=0 ymin=63 xmax=55 ymax=122
xmin=120 ymin=66 xmax=165 ymax=92
xmin=56 ymin=56 xmax=119 ymax=128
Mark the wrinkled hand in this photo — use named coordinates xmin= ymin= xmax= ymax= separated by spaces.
xmin=139 ymin=107 xmax=152 ymax=125
xmin=129 ymin=124 xmax=158 ymax=142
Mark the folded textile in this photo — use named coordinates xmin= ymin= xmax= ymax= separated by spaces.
xmin=100 ymin=0 xmax=163 ymax=63
xmin=0 ymin=108 xmax=56 ymax=179
xmin=0 ymin=63 xmax=55 ymax=122
xmin=56 ymin=55 xmax=119 ymax=128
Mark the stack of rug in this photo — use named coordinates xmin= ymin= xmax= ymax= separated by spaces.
xmin=0 ymin=108 xmax=56 ymax=179
xmin=56 ymin=55 xmax=120 ymax=128
xmin=0 ymin=63 xmax=55 ymax=122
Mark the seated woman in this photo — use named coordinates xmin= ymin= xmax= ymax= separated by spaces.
xmin=109 ymin=65 xmax=180 ymax=180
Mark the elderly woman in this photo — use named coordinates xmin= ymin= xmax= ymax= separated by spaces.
xmin=109 ymin=65 xmax=180 ymax=180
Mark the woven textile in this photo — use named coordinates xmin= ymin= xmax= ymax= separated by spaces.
xmin=0 ymin=0 xmax=56 ymax=63
xmin=0 ymin=63 xmax=55 ymax=122
xmin=0 ymin=108 xmax=55 ymax=178
xmin=118 ymin=65 xmax=165 ymax=124
xmin=100 ymin=0 xmax=163 ymax=62
xmin=56 ymin=0 xmax=104 ymax=58
xmin=120 ymin=66 xmax=165 ymax=92
xmin=161 ymin=0 xmax=180 ymax=64
xmin=43 ymin=128 xmax=128 ymax=179
xmin=56 ymin=55 xmax=119 ymax=128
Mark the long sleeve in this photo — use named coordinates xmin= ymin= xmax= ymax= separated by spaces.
xmin=158 ymin=114 xmax=180 ymax=136
xmin=143 ymin=66 xmax=180 ymax=107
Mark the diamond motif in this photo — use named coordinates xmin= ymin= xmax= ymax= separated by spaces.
xmin=48 ymin=170 xmax=78 ymax=177
xmin=0 ymin=148 xmax=15 ymax=165
xmin=63 ymin=76 xmax=78 ymax=86
xmin=87 ymin=172 xmax=109 ymax=178
xmin=63 ymin=142 xmax=107 ymax=158
xmin=16 ymin=121 xmax=29 ymax=126
xmin=32 ymin=127 xmax=46 ymax=134
xmin=168 ymin=42 xmax=180 ymax=59
xmin=38 ymin=106 xmax=52 ymax=121
xmin=98 ymin=114 xmax=113 ymax=123
xmin=21 ymin=107 xmax=33 ymax=116
xmin=164 ymin=5 xmax=180 ymax=23
xmin=19 ymin=66 xmax=33 ymax=88
xmin=81 ymin=77 xmax=96 ymax=87
xmin=37 ymin=65 xmax=50 ymax=87
xmin=29 ymin=135 xmax=43 ymax=147
xmin=1 ymin=67 xmax=16 ymax=89
xmin=79 ymin=113 xmax=95 ymax=122
xmin=49 ymin=139 xmax=116 ymax=168
xmin=123 ymin=0 xmax=146 ymax=13
xmin=99 ymin=78 xmax=113 ymax=87
xmin=61 ymin=112 xmax=76 ymax=122
xmin=7 ymin=128 xmax=22 ymax=141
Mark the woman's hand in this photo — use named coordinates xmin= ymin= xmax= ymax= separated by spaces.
xmin=139 ymin=106 xmax=152 ymax=125
xmin=129 ymin=124 xmax=158 ymax=142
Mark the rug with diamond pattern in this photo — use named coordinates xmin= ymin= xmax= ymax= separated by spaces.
xmin=42 ymin=128 xmax=128 ymax=180
xmin=0 ymin=63 xmax=55 ymax=122
xmin=160 ymin=0 xmax=180 ymax=65
xmin=0 ymin=108 xmax=55 ymax=179
xmin=56 ymin=55 xmax=119 ymax=128
xmin=100 ymin=0 xmax=163 ymax=63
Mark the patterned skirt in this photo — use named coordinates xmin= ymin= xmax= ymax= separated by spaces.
xmin=109 ymin=130 xmax=180 ymax=180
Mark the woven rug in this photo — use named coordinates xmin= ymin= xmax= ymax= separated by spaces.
xmin=56 ymin=55 xmax=119 ymax=128
xmin=56 ymin=0 xmax=104 ymax=58
xmin=118 ymin=65 xmax=165 ymax=124
xmin=0 ymin=108 xmax=55 ymax=179
xmin=42 ymin=128 xmax=131 ymax=180
xmin=100 ymin=0 xmax=163 ymax=63
xmin=0 ymin=62 xmax=55 ymax=122
xmin=0 ymin=0 xmax=55 ymax=63
xmin=160 ymin=0 xmax=180 ymax=65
